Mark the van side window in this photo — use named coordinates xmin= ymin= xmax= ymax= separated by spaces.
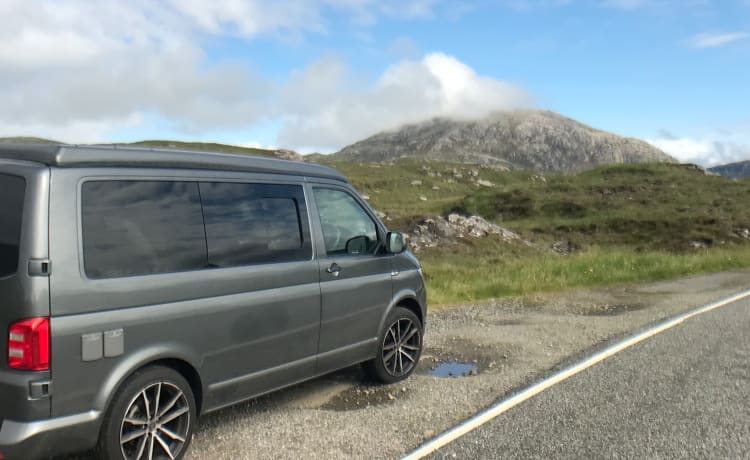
xmin=313 ymin=188 xmax=378 ymax=256
xmin=200 ymin=183 xmax=311 ymax=266
xmin=82 ymin=181 xmax=207 ymax=278
xmin=0 ymin=174 xmax=25 ymax=278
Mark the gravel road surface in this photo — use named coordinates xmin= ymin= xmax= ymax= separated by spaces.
xmin=430 ymin=293 xmax=750 ymax=459
xmin=58 ymin=270 xmax=750 ymax=460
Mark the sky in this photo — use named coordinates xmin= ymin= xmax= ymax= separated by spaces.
xmin=1 ymin=0 xmax=748 ymax=166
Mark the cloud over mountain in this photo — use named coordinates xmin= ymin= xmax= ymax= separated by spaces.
xmin=277 ymin=53 xmax=531 ymax=150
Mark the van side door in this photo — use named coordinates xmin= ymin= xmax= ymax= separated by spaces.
xmin=309 ymin=186 xmax=393 ymax=374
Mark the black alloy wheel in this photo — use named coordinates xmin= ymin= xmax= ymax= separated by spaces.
xmin=98 ymin=366 xmax=196 ymax=460
xmin=364 ymin=306 xmax=423 ymax=384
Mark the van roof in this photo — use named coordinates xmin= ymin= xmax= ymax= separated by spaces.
xmin=0 ymin=143 xmax=347 ymax=182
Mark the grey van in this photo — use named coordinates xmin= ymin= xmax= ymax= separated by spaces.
xmin=0 ymin=144 xmax=426 ymax=460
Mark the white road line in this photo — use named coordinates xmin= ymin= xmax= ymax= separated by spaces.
xmin=402 ymin=288 xmax=750 ymax=460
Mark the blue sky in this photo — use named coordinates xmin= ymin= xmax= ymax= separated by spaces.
xmin=1 ymin=0 xmax=748 ymax=165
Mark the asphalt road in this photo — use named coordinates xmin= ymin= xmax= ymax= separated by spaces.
xmin=429 ymin=296 xmax=750 ymax=459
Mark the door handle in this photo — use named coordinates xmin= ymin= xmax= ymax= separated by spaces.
xmin=326 ymin=263 xmax=341 ymax=277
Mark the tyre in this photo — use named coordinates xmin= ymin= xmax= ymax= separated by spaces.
xmin=364 ymin=306 xmax=423 ymax=384
xmin=97 ymin=366 xmax=196 ymax=460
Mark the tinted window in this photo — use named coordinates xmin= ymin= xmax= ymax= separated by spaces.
xmin=313 ymin=188 xmax=378 ymax=256
xmin=0 ymin=174 xmax=25 ymax=278
xmin=82 ymin=181 xmax=207 ymax=278
xmin=200 ymin=182 xmax=311 ymax=266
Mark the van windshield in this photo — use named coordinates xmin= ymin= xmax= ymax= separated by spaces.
xmin=0 ymin=174 xmax=25 ymax=278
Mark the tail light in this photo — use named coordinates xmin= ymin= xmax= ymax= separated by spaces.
xmin=8 ymin=317 xmax=49 ymax=371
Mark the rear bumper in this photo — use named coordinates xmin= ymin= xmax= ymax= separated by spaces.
xmin=0 ymin=411 xmax=101 ymax=459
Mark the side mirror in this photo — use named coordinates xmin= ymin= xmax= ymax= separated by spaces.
xmin=345 ymin=235 xmax=370 ymax=255
xmin=386 ymin=232 xmax=406 ymax=254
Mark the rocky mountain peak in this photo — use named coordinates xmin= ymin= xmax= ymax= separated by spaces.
xmin=333 ymin=109 xmax=675 ymax=173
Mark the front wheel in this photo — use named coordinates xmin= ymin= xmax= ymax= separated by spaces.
xmin=97 ymin=366 xmax=196 ymax=460
xmin=364 ymin=306 xmax=423 ymax=384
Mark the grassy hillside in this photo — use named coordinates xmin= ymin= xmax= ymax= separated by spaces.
xmin=456 ymin=163 xmax=750 ymax=251
xmin=322 ymin=160 xmax=750 ymax=305
xmin=326 ymin=161 xmax=750 ymax=247
xmin=322 ymin=160 xmax=533 ymax=229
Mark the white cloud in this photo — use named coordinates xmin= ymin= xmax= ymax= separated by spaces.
xmin=325 ymin=0 xmax=438 ymax=24
xmin=0 ymin=0 xmax=444 ymax=145
xmin=689 ymin=32 xmax=749 ymax=48
xmin=0 ymin=115 xmax=143 ymax=144
xmin=647 ymin=138 xmax=713 ymax=164
xmin=168 ymin=0 xmax=439 ymax=34
xmin=166 ymin=0 xmax=326 ymax=38
xmin=276 ymin=52 xmax=532 ymax=150
xmin=0 ymin=1 xmax=179 ymax=70
xmin=648 ymin=137 xmax=750 ymax=166
xmin=1 ymin=43 xmax=271 ymax=129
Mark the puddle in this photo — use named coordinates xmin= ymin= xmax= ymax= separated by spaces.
xmin=429 ymin=361 xmax=478 ymax=378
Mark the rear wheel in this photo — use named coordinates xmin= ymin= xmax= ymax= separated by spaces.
xmin=97 ymin=366 xmax=196 ymax=460
xmin=364 ymin=307 xmax=423 ymax=384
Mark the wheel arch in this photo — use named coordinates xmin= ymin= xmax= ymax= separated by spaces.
xmin=95 ymin=347 xmax=205 ymax=419
xmin=396 ymin=297 xmax=424 ymax=328
xmin=377 ymin=290 xmax=426 ymax=335
xmin=150 ymin=358 xmax=204 ymax=414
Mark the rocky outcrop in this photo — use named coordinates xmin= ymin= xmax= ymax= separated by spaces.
xmin=334 ymin=109 xmax=675 ymax=173
xmin=406 ymin=213 xmax=531 ymax=252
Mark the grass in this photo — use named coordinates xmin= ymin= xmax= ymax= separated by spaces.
xmin=455 ymin=163 xmax=750 ymax=251
xmin=326 ymin=161 xmax=750 ymax=247
xmin=322 ymin=160 xmax=532 ymax=228
xmin=420 ymin=241 xmax=750 ymax=306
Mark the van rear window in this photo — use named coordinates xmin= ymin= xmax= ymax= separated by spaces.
xmin=81 ymin=181 xmax=208 ymax=278
xmin=0 ymin=174 xmax=25 ymax=278
xmin=81 ymin=180 xmax=312 ymax=279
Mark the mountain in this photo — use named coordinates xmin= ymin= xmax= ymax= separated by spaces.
xmin=333 ymin=109 xmax=675 ymax=173
xmin=709 ymin=161 xmax=750 ymax=179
